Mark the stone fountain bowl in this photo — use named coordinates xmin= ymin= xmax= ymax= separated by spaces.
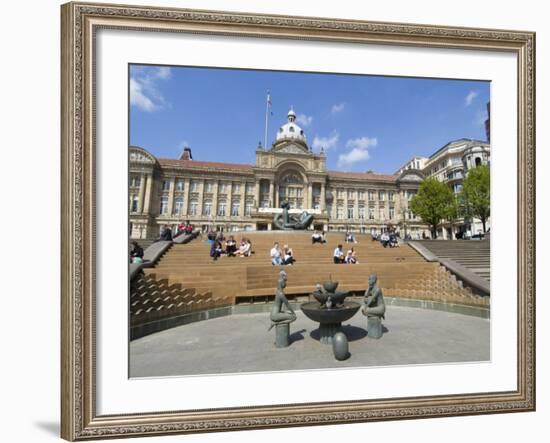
xmin=301 ymin=301 xmax=361 ymax=324
xmin=323 ymin=281 xmax=339 ymax=292
xmin=313 ymin=291 xmax=350 ymax=306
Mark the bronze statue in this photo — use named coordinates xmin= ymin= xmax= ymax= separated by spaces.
xmin=312 ymin=281 xmax=350 ymax=309
xmin=269 ymin=270 xmax=297 ymax=347
xmin=362 ymin=273 xmax=386 ymax=339
xmin=272 ymin=200 xmax=314 ymax=230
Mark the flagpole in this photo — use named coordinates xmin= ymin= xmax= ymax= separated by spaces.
xmin=264 ymin=90 xmax=270 ymax=150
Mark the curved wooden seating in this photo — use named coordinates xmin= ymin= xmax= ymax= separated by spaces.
xmin=142 ymin=232 xmax=489 ymax=308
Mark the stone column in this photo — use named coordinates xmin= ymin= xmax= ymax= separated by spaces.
xmin=320 ymin=182 xmax=326 ymax=211
xmin=227 ymin=181 xmax=233 ymax=220
xmin=239 ymin=181 xmax=245 ymax=219
xmin=182 ymin=178 xmax=190 ymax=216
xmin=137 ymin=173 xmax=146 ymax=213
xmin=143 ymin=172 xmax=153 ymax=214
xmin=275 ymin=184 xmax=280 ymax=208
xmin=355 ymin=188 xmax=359 ymax=224
xmin=255 ymin=179 xmax=261 ymax=208
xmin=197 ymin=180 xmax=204 ymax=217
xmin=308 ymin=182 xmax=313 ymax=210
xmin=166 ymin=177 xmax=175 ymax=215
xmin=269 ymin=181 xmax=274 ymax=208
xmin=211 ymin=181 xmax=219 ymax=220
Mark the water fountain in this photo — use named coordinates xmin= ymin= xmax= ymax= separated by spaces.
xmin=300 ymin=280 xmax=361 ymax=344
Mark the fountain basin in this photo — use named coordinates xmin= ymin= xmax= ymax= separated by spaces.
xmin=301 ymin=301 xmax=361 ymax=344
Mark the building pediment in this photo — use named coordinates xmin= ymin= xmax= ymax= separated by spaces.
xmin=129 ymin=146 xmax=157 ymax=165
xmin=397 ymin=170 xmax=425 ymax=182
xmin=275 ymin=143 xmax=309 ymax=155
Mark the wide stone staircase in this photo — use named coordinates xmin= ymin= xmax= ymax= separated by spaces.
xmin=413 ymin=240 xmax=490 ymax=284
xmin=142 ymin=232 xmax=489 ymax=310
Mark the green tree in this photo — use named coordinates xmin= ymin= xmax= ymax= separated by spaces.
xmin=410 ymin=177 xmax=456 ymax=239
xmin=460 ymin=164 xmax=490 ymax=233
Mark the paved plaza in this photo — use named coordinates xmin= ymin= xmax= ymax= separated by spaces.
xmin=130 ymin=305 xmax=490 ymax=377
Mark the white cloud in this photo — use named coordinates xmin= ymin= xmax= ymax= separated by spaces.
xmin=337 ymin=137 xmax=378 ymax=170
xmin=130 ymin=67 xmax=172 ymax=112
xmin=346 ymin=137 xmax=378 ymax=151
xmin=465 ymin=90 xmax=479 ymax=107
xmin=331 ymin=103 xmax=345 ymax=114
xmin=155 ymin=67 xmax=172 ymax=80
xmin=130 ymin=78 xmax=156 ymax=112
xmin=296 ymin=113 xmax=313 ymax=127
xmin=312 ymin=132 xmax=339 ymax=151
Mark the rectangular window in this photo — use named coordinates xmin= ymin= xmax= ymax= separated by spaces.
xmin=231 ymin=203 xmax=240 ymax=216
xmin=368 ymin=207 xmax=375 ymax=220
xmin=174 ymin=197 xmax=184 ymax=215
xmin=203 ymin=201 xmax=212 ymax=216
xmin=388 ymin=191 xmax=394 ymax=201
xmin=379 ymin=208 xmax=385 ymax=220
xmin=189 ymin=201 xmax=198 ymax=216
xmin=233 ymin=183 xmax=241 ymax=193
xmin=389 ymin=207 xmax=395 ymax=219
xmin=217 ymin=202 xmax=226 ymax=216
xmin=162 ymin=180 xmax=170 ymax=191
xmin=358 ymin=207 xmax=365 ymax=219
xmin=368 ymin=190 xmax=376 ymax=201
xmin=296 ymin=188 xmax=303 ymax=197
xmin=378 ymin=191 xmax=385 ymax=201
xmin=130 ymin=176 xmax=141 ymax=188
xmin=337 ymin=206 xmax=344 ymax=219
xmin=347 ymin=190 xmax=354 ymax=199
xmin=219 ymin=182 xmax=226 ymax=193
xmin=159 ymin=196 xmax=168 ymax=214
xmin=175 ymin=179 xmax=184 ymax=191
xmin=246 ymin=183 xmax=254 ymax=194
xmin=130 ymin=195 xmax=139 ymax=212
xmin=205 ymin=182 xmax=213 ymax=193
xmin=191 ymin=181 xmax=198 ymax=192
xmin=358 ymin=191 xmax=365 ymax=200
xmin=347 ymin=207 xmax=354 ymax=219
xmin=245 ymin=203 xmax=253 ymax=216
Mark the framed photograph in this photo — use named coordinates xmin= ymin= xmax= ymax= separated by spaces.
xmin=61 ymin=1 xmax=535 ymax=440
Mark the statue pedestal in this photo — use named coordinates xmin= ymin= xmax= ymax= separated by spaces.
xmin=275 ymin=323 xmax=290 ymax=348
xmin=367 ymin=316 xmax=383 ymax=339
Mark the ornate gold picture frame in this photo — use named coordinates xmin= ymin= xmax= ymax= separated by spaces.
xmin=61 ymin=2 xmax=535 ymax=440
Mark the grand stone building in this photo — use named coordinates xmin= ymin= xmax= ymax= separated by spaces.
xmin=129 ymin=108 xmax=474 ymax=240
xmin=396 ymin=138 xmax=491 ymax=238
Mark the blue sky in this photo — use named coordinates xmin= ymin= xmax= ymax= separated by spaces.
xmin=129 ymin=64 xmax=490 ymax=174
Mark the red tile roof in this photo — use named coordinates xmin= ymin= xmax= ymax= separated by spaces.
xmin=158 ymin=158 xmax=254 ymax=172
xmin=328 ymin=171 xmax=397 ymax=182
